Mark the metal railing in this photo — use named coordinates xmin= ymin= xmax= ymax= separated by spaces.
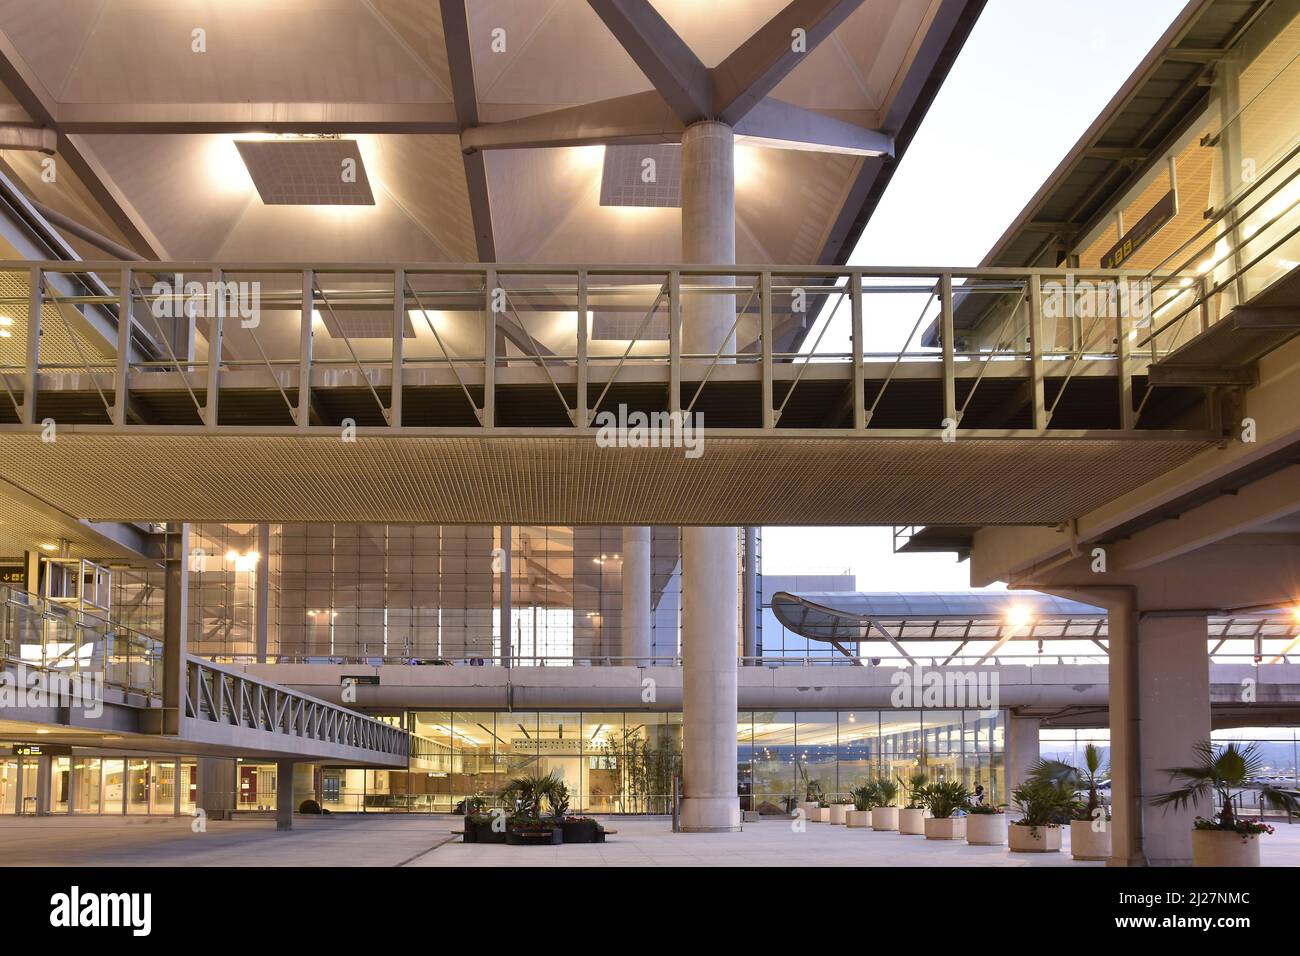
xmin=0 ymin=582 xmax=161 ymax=698
xmin=208 ymin=651 xmax=1298 ymax=668
xmin=184 ymin=655 xmax=408 ymax=759
xmin=0 ymin=259 xmax=1219 ymax=435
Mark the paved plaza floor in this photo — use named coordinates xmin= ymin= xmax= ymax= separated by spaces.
xmin=3 ymin=814 xmax=1299 ymax=867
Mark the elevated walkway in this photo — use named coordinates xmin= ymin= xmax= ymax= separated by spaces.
xmin=0 ymin=259 xmax=1219 ymax=525
xmin=0 ymin=586 xmax=407 ymax=766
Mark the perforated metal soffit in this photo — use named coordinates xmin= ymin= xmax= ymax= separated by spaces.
xmin=0 ymin=433 xmax=1212 ymax=526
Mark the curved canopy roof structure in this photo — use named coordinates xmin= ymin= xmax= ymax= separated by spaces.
xmin=771 ymin=590 xmax=1106 ymax=644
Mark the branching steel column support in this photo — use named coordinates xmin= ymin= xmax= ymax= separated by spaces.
xmin=680 ymin=120 xmax=741 ymax=832
xmin=163 ymin=523 xmax=190 ymax=736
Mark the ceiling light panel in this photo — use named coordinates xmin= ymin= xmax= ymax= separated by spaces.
xmin=235 ymin=139 xmax=375 ymax=205
xmin=600 ymin=144 xmax=681 ymax=208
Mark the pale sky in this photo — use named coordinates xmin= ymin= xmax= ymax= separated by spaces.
xmin=765 ymin=0 xmax=1188 ymax=588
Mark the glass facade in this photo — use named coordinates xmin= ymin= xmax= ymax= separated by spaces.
xmin=290 ymin=708 xmax=1007 ymax=814
xmin=0 ymin=757 xmax=195 ymax=816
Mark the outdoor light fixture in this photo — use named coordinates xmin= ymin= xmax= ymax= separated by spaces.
xmin=225 ymin=550 xmax=260 ymax=572
xmin=1005 ymin=605 xmax=1034 ymax=628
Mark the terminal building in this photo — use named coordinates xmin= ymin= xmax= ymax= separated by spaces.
xmin=0 ymin=0 xmax=1297 ymax=866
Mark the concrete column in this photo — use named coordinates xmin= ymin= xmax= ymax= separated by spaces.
xmin=499 ymin=524 xmax=512 ymax=666
xmin=1005 ymin=714 xmax=1041 ymax=804
xmin=622 ymin=526 xmax=652 ymax=664
xmin=1137 ymin=613 xmax=1211 ymax=866
xmin=680 ymin=121 xmax=736 ymax=356
xmin=680 ymin=527 xmax=740 ymax=831
xmin=163 ymin=524 xmax=189 ymax=736
xmin=254 ymin=523 xmax=270 ymax=663
xmin=678 ymin=120 xmax=740 ymax=833
xmin=1106 ymin=591 xmax=1143 ymax=866
xmin=277 ymin=760 xmax=295 ymax=831
xmin=195 ymin=757 xmax=237 ymax=821
xmin=35 ymin=754 xmax=51 ymax=816
xmin=741 ymin=527 xmax=758 ymax=663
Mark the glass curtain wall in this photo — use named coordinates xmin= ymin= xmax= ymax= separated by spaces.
xmin=342 ymin=709 xmax=1004 ymax=814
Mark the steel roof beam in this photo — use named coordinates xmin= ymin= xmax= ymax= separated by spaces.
xmin=713 ymin=0 xmax=864 ymax=126
xmin=586 ymin=0 xmax=713 ymax=125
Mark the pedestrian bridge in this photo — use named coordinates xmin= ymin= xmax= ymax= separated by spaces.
xmin=0 ymin=135 xmax=1295 ymax=527
xmin=0 ymin=585 xmax=408 ymax=766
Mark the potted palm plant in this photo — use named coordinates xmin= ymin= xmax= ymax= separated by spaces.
xmin=898 ymin=770 xmax=929 ymax=835
xmin=846 ymin=782 xmax=879 ymax=828
xmin=1152 ymin=741 xmax=1300 ymax=867
xmin=829 ymin=792 xmax=855 ymax=825
xmin=1030 ymin=744 xmax=1111 ymax=860
xmin=922 ymin=780 xmax=971 ymax=840
xmin=796 ymin=766 xmax=823 ymax=821
xmin=1008 ymin=777 xmax=1077 ymax=852
xmin=870 ymin=777 xmax=900 ymax=831
xmin=964 ymin=800 xmax=1007 ymax=846
xmin=501 ymin=771 xmax=565 ymax=846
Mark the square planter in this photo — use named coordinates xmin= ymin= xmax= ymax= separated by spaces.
xmin=812 ymin=807 xmax=832 ymax=823
xmin=1191 ymin=829 xmax=1261 ymax=867
xmin=829 ymin=803 xmax=852 ymax=825
xmin=924 ymin=816 xmax=967 ymax=841
xmin=965 ymin=813 xmax=1007 ymax=846
xmin=1070 ymin=819 xmax=1111 ymax=861
xmin=898 ymin=807 xmax=928 ymax=835
xmin=464 ymin=815 xmax=507 ymax=844
xmin=1008 ymin=823 xmax=1062 ymax=852
xmin=871 ymin=806 xmax=899 ymax=831
xmin=506 ymin=826 xmax=563 ymax=846
xmin=561 ymin=818 xmax=604 ymax=844
xmin=845 ymin=809 xmax=873 ymax=828
xmin=798 ymin=801 xmax=820 ymax=820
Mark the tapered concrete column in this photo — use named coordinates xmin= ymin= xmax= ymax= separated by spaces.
xmin=196 ymin=757 xmax=237 ymax=821
xmin=1105 ymin=591 xmax=1143 ymax=865
xmin=1006 ymin=715 xmax=1041 ymax=802
xmin=678 ymin=120 xmax=740 ymax=832
xmin=680 ymin=527 xmax=740 ymax=831
xmin=1137 ymin=613 xmax=1211 ymax=866
xmin=277 ymin=760 xmax=295 ymax=831
xmin=622 ymin=526 xmax=652 ymax=664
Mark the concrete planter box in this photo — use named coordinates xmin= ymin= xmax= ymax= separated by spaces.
xmin=798 ymin=801 xmax=819 ymax=820
xmin=1009 ymin=823 xmax=1062 ymax=852
xmin=506 ymin=825 xmax=563 ymax=846
xmin=899 ymin=808 xmax=928 ymax=834
xmin=845 ymin=810 xmax=872 ymax=828
xmin=1191 ymin=829 xmax=1262 ymax=867
xmin=871 ymin=806 xmax=899 ymax=831
xmin=965 ymin=813 xmax=1007 ymax=846
xmin=1071 ymin=820 xmax=1111 ymax=861
xmin=924 ymin=816 xmax=966 ymax=841
xmin=829 ymin=803 xmax=852 ymax=825
xmin=812 ymin=807 xmax=832 ymax=823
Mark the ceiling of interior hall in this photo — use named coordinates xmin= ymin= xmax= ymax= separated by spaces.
xmin=0 ymin=0 xmax=974 ymax=267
